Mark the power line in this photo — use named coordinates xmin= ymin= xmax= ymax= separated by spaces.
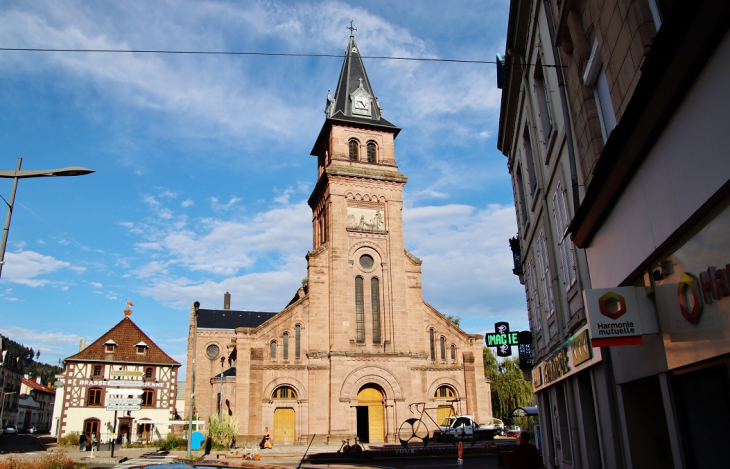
xmin=0 ymin=47 xmax=563 ymax=67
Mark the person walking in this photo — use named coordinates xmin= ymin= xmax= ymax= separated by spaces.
xmin=509 ymin=431 xmax=542 ymax=469
xmin=259 ymin=427 xmax=272 ymax=449
xmin=78 ymin=432 xmax=87 ymax=451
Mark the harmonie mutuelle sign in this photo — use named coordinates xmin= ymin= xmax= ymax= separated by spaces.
xmin=583 ymin=287 xmax=645 ymax=347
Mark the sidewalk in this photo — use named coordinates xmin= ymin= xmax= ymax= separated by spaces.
xmin=35 ymin=436 xmax=503 ymax=467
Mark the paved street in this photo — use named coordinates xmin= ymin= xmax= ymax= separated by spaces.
xmin=0 ymin=434 xmax=509 ymax=469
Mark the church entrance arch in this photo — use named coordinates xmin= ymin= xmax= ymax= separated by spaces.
xmin=357 ymin=386 xmax=384 ymax=443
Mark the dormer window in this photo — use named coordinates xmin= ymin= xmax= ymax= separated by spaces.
xmin=135 ymin=341 xmax=148 ymax=355
xmin=104 ymin=340 xmax=117 ymax=353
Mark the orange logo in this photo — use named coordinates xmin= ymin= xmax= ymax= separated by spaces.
xmin=598 ymin=291 xmax=627 ymax=320
xmin=678 ymin=272 xmax=703 ymax=324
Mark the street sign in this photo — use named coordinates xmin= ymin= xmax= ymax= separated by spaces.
xmin=106 ymin=380 xmax=145 ymax=387
xmin=106 ymin=405 xmax=141 ymax=412
xmin=108 ymin=398 xmax=143 ymax=405
xmin=110 ymin=370 xmax=144 ymax=377
xmin=106 ymin=388 xmax=144 ymax=396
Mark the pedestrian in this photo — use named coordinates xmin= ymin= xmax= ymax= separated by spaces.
xmin=259 ymin=427 xmax=272 ymax=449
xmin=509 ymin=431 xmax=542 ymax=469
xmin=79 ymin=432 xmax=87 ymax=451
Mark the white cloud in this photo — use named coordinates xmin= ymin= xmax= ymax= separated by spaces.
xmin=2 ymin=251 xmax=71 ymax=287
xmin=90 ymin=281 xmax=103 ymax=288
xmin=181 ymin=199 xmax=194 ymax=208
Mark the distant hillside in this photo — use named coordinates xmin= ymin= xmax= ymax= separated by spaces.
xmin=1 ymin=334 xmax=63 ymax=387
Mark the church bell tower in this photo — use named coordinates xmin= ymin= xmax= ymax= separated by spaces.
xmin=307 ymin=33 xmax=424 ymax=354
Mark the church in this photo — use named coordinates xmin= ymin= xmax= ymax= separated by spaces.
xmin=185 ymin=34 xmax=491 ymax=446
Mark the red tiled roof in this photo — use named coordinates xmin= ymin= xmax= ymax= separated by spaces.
xmin=22 ymin=377 xmax=55 ymax=394
xmin=65 ymin=317 xmax=180 ymax=366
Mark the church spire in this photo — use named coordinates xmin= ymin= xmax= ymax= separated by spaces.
xmin=312 ymin=29 xmax=400 ymax=157
xmin=326 ymin=33 xmax=387 ymax=124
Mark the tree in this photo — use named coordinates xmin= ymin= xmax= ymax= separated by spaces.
xmin=483 ymin=347 xmax=534 ymax=423
xmin=445 ymin=315 xmax=461 ymax=327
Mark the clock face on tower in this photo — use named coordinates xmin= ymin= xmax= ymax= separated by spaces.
xmin=352 ymin=95 xmax=370 ymax=116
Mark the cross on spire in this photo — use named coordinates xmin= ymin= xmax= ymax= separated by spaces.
xmin=347 ymin=19 xmax=357 ymax=36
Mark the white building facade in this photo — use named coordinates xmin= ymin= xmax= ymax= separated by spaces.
xmin=57 ymin=310 xmax=180 ymax=444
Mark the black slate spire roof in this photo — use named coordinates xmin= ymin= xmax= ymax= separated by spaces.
xmin=312 ymin=34 xmax=400 ymax=156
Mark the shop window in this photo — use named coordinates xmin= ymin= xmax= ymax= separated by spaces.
xmin=137 ymin=422 xmax=153 ymax=442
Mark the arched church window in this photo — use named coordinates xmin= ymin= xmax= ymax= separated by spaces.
xmin=295 ymin=324 xmax=301 ymax=360
xmin=371 ymin=277 xmax=381 ymax=343
xmin=451 ymin=344 xmax=456 ymax=360
xmin=349 ymin=139 xmax=359 ymax=161
xmin=270 ymin=341 xmax=277 ymax=359
xmin=283 ymin=332 xmax=289 ymax=360
xmin=355 ymin=276 xmax=365 ymax=343
xmin=273 ymin=386 xmax=297 ymax=400
xmin=440 ymin=336 xmax=446 ymax=360
xmin=367 ymin=142 xmax=377 ymax=163
xmin=429 ymin=328 xmax=435 ymax=361
xmin=435 ymin=386 xmax=455 ymax=399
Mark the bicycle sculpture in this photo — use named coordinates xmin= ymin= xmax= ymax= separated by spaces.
xmin=397 ymin=401 xmax=480 ymax=450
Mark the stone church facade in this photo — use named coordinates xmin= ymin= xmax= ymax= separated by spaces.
xmin=186 ymin=35 xmax=491 ymax=445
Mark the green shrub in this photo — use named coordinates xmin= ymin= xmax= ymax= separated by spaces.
xmin=57 ymin=433 xmax=80 ymax=447
xmin=157 ymin=434 xmax=187 ymax=451
xmin=0 ymin=452 xmax=85 ymax=469
xmin=207 ymin=414 xmax=238 ymax=449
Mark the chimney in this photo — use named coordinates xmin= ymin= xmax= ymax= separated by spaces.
xmin=36 ymin=376 xmax=42 ymax=384
xmin=224 ymin=292 xmax=231 ymax=310
xmin=79 ymin=339 xmax=86 ymax=352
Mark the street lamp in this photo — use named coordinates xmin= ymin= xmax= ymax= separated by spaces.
xmin=0 ymin=157 xmax=94 ymax=280
xmin=186 ymin=301 xmax=200 ymax=459
xmin=0 ymin=391 xmax=18 ymax=427
xmin=218 ymin=355 xmax=226 ymax=420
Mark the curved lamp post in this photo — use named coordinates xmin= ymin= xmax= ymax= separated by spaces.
xmin=0 ymin=158 xmax=94 ymax=280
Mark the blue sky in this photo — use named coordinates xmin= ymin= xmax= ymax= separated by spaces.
xmin=0 ymin=0 xmax=521 ymax=374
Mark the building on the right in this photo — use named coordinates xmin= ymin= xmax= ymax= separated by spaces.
xmin=499 ymin=0 xmax=730 ymax=467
